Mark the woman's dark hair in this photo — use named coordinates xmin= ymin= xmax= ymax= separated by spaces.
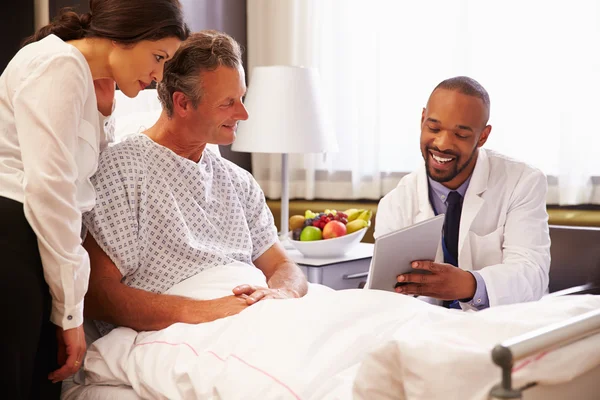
xmin=23 ymin=0 xmax=189 ymax=46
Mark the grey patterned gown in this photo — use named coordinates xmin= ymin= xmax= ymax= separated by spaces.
xmin=83 ymin=134 xmax=278 ymax=335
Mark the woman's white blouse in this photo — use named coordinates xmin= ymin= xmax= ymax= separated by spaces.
xmin=0 ymin=34 xmax=109 ymax=329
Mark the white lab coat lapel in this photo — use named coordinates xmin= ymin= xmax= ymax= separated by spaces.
xmin=415 ymin=165 xmax=445 ymax=263
xmin=458 ymin=149 xmax=489 ymax=271
xmin=415 ymin=165 xmax=436 ymax=222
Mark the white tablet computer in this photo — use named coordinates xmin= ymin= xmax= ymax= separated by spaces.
xmin=366 ymin=214 xmax=445 ymax=292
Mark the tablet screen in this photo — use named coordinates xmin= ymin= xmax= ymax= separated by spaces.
xmin=366 ymin=215 xmax=444 ymax=292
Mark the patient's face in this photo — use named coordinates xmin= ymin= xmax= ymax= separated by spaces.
xmin=420 ymin=89 xmax=491 ymax=189
xmin=110 ymin=37 xmax=182 ymax=98
xmin=188 ymin=65 xmax=249 ymax=145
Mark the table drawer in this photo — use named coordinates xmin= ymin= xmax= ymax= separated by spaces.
xmin=319 ymin=258 xmax=371 ymax=290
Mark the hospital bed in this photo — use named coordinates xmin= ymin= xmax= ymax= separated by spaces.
xmin=63 ymin=297 xmax=600 ymax=400
xmin=62 ymin=91 xmax=600 ymax=399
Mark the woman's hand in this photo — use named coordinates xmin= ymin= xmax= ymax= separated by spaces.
xmin=48 ymin=324 xmax=86 ymax=383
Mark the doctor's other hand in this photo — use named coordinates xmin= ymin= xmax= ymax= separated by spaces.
xmin=232 ymin=284 xmax=298 ymax=305
xmin=395 ymin=261 xmax=476 ymax=301
xmin=48 ymin=324 xmax=86 ymax=383
xmin=93 ymin=78 xmax=116 ymax=116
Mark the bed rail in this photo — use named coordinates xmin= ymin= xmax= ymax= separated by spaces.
xmin=489 ymin=308 xmax=600 ymax=399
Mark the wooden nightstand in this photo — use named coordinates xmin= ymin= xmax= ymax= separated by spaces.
xmin=286 ymin=243 xmax=374 ymax=290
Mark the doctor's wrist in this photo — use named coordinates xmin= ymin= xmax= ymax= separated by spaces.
xmin=457 ymin=271 xmax=477 ymax=302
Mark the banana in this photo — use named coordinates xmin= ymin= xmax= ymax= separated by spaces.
xmin=358 ymin=209 xmax=372 ymax=223
xmin=346 ymin=219 xmax=369 ymax=234
xmin=344 ymin=208 xmax=358 ymax=216
xmin=347 ymin=209 xmax=364 ymax=222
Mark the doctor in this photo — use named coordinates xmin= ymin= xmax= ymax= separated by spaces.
xmin=375 ymin=76 xmax=550 ymax=310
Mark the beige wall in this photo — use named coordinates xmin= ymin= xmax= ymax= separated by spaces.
xmin=180 ymin=0 xmax=251 ymax=173
xmin=34 ymin=0 xmax=49 ymax=30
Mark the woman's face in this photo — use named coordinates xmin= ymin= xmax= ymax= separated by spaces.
xmin=110 ymin=37 xmax=182 ymax=98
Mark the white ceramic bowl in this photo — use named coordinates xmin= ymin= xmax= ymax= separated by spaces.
xmin=287 ymin=227 xmax=368 ymax=258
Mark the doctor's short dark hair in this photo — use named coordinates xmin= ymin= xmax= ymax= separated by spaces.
xmin=434 ymin=76 xmax=491 ymax=120
xmin=157 ymin=30 xmax=243 ymax=118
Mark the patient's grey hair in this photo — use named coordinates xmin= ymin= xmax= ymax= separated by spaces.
xmin=157 ymin=30 xmax=243 ymax=117
xmin=433 ymin=76 xmax=491 ymax=123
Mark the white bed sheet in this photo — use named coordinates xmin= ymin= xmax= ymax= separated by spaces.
xmin=353 ymin=295 xmax=600 ymax=399
xmin=75 ymin=264 xmax=600 ymax=400
xmin=61 ymin=376 xmax=141 ymax=400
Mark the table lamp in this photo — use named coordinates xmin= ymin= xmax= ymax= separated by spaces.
xmin=232 ymin=65 xmax=338 ymax=243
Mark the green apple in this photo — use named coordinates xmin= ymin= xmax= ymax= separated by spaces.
xmin=300 ymin=226 xmax=322 ymax=241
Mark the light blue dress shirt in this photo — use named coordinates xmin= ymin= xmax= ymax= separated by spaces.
xmin=428 ymin=176 xmax=490 ymax=310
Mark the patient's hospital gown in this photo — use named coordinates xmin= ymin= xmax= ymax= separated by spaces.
xmin=83 ymin=134 xmax=278 ymax=335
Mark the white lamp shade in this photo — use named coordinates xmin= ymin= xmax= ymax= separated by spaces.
xmin=232 ymin=66 xmax=338 ymax=154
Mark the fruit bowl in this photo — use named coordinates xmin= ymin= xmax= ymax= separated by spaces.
xmin=287 ymin=227 xmax=368 ymax=258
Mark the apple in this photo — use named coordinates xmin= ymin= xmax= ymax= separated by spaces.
xmin=322 ymin=220 xmax=347 ymax=239
xmin=300 ymin=226 xmax=323 ymax=241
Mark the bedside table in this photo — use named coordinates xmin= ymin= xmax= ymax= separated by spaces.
xmin=287 ymin=242 xmax=374 ymax=290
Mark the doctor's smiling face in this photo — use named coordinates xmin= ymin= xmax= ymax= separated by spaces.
xmin=420 ymin=85 xmax=492 ymax=190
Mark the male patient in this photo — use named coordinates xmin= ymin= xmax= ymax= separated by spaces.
xmin=82 ymin=31 xmax=308 ymax=336
xmin=375 ymin=76 xmax=550 ymax=310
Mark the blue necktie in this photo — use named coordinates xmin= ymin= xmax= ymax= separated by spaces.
xmin=443 ymin=191 xmax=463 ymax=308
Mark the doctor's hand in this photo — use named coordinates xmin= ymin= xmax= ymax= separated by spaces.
xmin=395 ymin=261 xmax=476 ymax=301
xmin=48 ymin=324 xmax=86 ymax=383
xmin=94 ymin=78 xmax=116 ymax=117
xmin=232 ymin=284 xmax=298 ymax=305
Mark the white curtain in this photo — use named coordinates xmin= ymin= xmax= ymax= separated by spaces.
xmin=247 ymin=0 xmax=600 ymax=204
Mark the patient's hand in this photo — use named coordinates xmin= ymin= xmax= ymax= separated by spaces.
xmin=232 ymin=284 xmax=298 ymax=305
xmin=193 ymin=295 xmax=251 ymax=321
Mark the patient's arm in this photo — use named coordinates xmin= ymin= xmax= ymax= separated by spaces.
xmin=83 ymin=235 xmax=249 ymax=331
xmin=233 ymin=242 xmax=308 ymax=304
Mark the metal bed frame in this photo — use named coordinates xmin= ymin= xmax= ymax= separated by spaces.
xmin=489 ymin=308 xmax=600 ymax=399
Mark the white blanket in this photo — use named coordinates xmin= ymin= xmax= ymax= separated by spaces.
xmin=81 ymin=265 xmax=600 ymax=399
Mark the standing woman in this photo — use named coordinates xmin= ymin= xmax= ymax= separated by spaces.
xmin=0 ymin=0 xmax=188 ymax=398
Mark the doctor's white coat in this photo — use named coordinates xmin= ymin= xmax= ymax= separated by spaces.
xmin=375 ymin=149 xmax=550 ymax=310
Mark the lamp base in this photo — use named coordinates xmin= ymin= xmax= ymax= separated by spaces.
xmin=279 ymin=233 xmax=295 ymax=250
xmin=279 ymin=153 xmax=293 ymax=250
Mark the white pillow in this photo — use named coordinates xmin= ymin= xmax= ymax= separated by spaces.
xmin=113 ymin=88 xmax=163 ymax=118
xmin=113 ymin=108 xmax=161 ymax=142
xmin=112 ymin=89 xmax=221 ymax=156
